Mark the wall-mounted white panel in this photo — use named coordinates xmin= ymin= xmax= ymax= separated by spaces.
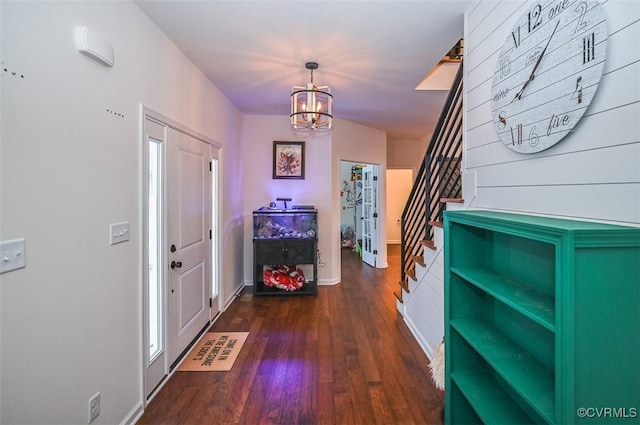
xmin=590 ymin=63 xmax=640 ymax=113
xmin=475 ymin=143 xmax=640 ymax=187
xmin=603 ymin=23 xmax=640 ymax=74
xmin=466 ymin=121 xmax=497 ymax=151
xmin=472 ymin=183 xmax=640 ymax=225
xmin=75 ymin=26 xmax=114 ymax=67
xmin=604 ymin=1 xmax=640 ymax=34
xmin=466 ymin=1 xmax=509 ymax=48
xmin=0 ymin=238 xmax=26 ymax=274
xmin=466 ymin=98 xmax=491 ymax=131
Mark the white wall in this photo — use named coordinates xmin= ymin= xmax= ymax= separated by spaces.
xmin=387 ymin=136 xmax=427 ymax=173
xmin=464 ymin=0 xmax=640 ymax=225
xmin=241 ymin=117 xmax=387 ymax=285
xmin=0 ymin=2 xmax=243 ymax=424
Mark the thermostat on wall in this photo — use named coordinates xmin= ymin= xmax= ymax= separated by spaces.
xmin=75 ymin=26 xmax=114 ymax=67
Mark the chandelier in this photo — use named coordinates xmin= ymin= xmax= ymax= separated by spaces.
xmin=290 ymin=62 xmax=333 ymax=130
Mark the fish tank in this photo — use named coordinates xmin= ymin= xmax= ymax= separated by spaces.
xmin=253 ymin=207 xmax=318 ymax=239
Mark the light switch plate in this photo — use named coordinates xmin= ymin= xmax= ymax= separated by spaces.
xmin=0 ymin=238 xmax=26 ymax=274
xmin=109 ymin=222 xmax=130 ymax=245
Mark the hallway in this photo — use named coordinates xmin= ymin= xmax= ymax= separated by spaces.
xmin=138 ymin=249 xmax=444 ymax=424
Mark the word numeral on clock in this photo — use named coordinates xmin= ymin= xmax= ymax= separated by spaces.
xmin=511 ymin=124 xmax=523 ymax=145
xmin=528 ymin=4 xmax=542 ymax=33
xmin=575 ymin=2 xmax=588 ymax=33
xmin=583 ymin=33 xmax=595 ymax=63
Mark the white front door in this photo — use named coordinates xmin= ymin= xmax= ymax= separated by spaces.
xmin=167 ymin=128 xmax=212 ymax=367
xmin=361 ymin=164 xmax=377 ymax=267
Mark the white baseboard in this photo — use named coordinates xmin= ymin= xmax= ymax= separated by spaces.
xmin=121 ymin=401 xmax=143 ymax=425
xmin=403 ymin=314 xmax=436 ymax=360
xmin=223 ymin=283 xmax=246 ymax=311
xmin=318 ymin=277 xmax=341 ymax=285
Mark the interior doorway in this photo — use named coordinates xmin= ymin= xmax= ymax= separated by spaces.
xmin=386 ymin=168 xmax=413 ymax=256
xmin=339 ymin=160 xmax=380 ymax=268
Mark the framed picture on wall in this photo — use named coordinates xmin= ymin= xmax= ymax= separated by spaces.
xmin=273 ymin=141 xmax=305 ymax=179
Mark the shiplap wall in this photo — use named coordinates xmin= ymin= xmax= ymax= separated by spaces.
xmin=464 ymin=0 xmax=640 ymax=225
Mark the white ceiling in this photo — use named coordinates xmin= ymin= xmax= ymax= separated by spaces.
xmin=134 ymin=0 xmax=473 ymax=139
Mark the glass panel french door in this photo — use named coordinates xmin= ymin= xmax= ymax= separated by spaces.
xmin=361 ymin=165 xmax=377 ymax=267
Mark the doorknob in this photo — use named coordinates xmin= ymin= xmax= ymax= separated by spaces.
xmin=170 ymin=260 xmax=182 ymax=269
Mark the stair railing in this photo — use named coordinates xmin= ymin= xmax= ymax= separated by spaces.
xmin=399 ymin=62 xmax=464 ymax=297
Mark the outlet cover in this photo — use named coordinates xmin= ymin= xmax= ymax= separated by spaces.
xmin=88 ymin=392 xmax=100 ymax=423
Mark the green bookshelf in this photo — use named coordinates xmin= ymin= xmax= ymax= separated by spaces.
xmin=444 ymin=210 xmax=640 ymax=425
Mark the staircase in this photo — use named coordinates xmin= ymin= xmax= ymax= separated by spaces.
xmin=395 ymin=62 xmax=464 ymax=359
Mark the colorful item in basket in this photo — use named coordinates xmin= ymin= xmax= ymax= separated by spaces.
xmin=263 ymin=265 xmax=306 ymax=291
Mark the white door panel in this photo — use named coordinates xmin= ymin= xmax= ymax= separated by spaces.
xmin=176 ymin=261 xmax=206 ymax=333
xmin=177 ymin=149 xmax=206 ymax=248
xmin=168 ymin=128 xmax=211 ymax=366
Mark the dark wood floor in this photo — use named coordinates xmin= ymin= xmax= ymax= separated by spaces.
xmin=138 ymin=249 xmax=444 ymax=425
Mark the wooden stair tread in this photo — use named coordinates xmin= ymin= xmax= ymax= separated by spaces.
xmin=406 ymin=269 xmax=416 ymax=281
xmin=440 ymin=197 xmax=464 ymax=203
xmin=429 ymin=221 xmax=443 ymax=228
xmin=411 ymin=255 xmax=425 ymax=267
xmin=393 ymin=290 xmax=403 ymax=303
xmin=420 ymin=240 xmax=436 ymax=250
xmin=399 ymin=278 xmax=410 ymax=292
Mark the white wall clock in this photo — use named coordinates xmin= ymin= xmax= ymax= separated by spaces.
xmin=491 ymin=0 xmax=607 ymax=154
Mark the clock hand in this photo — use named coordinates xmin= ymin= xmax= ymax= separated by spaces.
xmin=512 ymin=20 xmax=561 ymax=102
xmin=512 ymin=74 xmax=534 ymax=102
xmin=530 ymin=20 xmax=560 ymax=77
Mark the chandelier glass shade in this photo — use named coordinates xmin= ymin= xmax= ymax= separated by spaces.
xmin=290 ymin=62 xmax=333 ymax=130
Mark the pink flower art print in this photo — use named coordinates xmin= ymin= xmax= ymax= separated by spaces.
xmin=274 ymin=143 xmax=303 ymax=178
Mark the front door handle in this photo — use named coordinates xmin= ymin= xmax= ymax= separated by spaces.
xmin=170 ymin=261 xmax=182 ymax=269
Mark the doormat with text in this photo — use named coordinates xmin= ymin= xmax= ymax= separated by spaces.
xmin=178 ymin=332 xmax=249 ymax=372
